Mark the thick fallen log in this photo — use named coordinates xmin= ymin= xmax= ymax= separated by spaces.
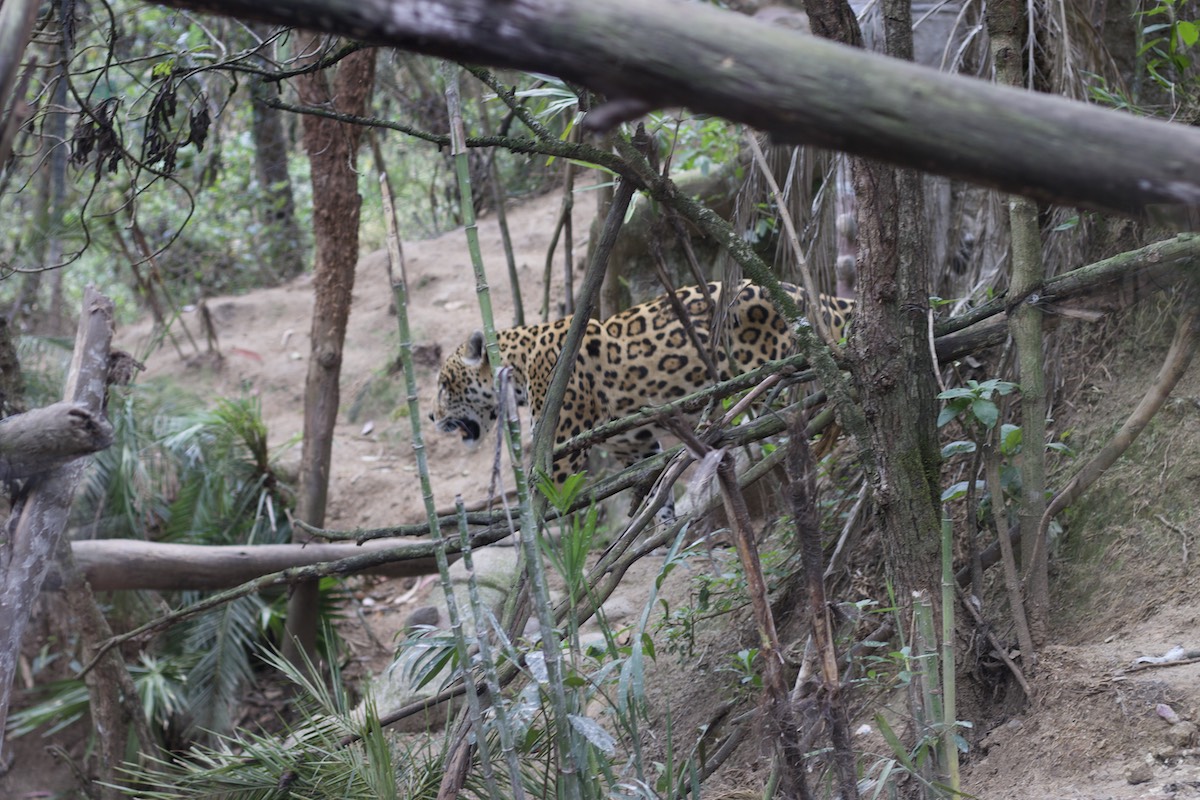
xmin=43 ymin=539 xmax=452 ymax=591
xmin=139 ymin=0 xmax=1200 ymax=221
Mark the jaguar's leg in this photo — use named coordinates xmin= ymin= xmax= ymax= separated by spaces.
xmin=608 ymin=427 xmax=676 ymax=523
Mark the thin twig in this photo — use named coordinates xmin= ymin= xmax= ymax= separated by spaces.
xmin=985 ymin=446 xmax=1036 ymax=671
xmin=955 ymin=587 xmax=1033 ymax=697
xmin=1155 ymin=513 xmax=1191 ymax=567
xmin=746 ymin=133 xmax=832 ymax=346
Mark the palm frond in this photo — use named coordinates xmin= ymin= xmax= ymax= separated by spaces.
xmin=127 ymin=645 xmax=430 ymax=800
xmin=183 ymin=594 xmax=268 ymax=735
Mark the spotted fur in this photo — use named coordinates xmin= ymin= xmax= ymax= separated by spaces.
xmin=433 ymin=280 xmax=853 ymax=498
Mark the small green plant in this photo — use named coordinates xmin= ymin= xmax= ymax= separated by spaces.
xmin=1138 ymin=0 xmax=1200 ymax=94
xmin=120 ymin=639 xmax=432 ymax=799
xmin=939 ymin=379 xmax=1017 ymax=504
xmin=940 ymin=417 xmax=1072 ymax=504
xmin=19 ymin=388 xmax=327 ymax=747
xmin=8 ymin=653 xmax=188 ymax=745
xmin=720 ymin=648 xmax=763 ymax=690
xmin=647 ymin=113 xmax=742 ymax=176
xmin=656 ymin=554 xmax=747 ymax=658
xmin=937 ymin=378 xmax=1017 ymax=430
xmin=853 ymin=587 xmax=973 ymax=797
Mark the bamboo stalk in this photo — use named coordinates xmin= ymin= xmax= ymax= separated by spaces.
xmin=473 ymin=85 xmax=524 ymax=327
xmin=989 ymin=0 xmax=1051 ymax=648
xmin=381 ymin=170 xmax=502 ymax=799
xmin=940 ymin=516 xmax=960 ymax=794
xmin=445 ymin=66 xmax=504 ymax=373
xmin=497 ymin=374 xmax=586 ymax=800
xmin=454 ymin=498 xmax=528 ymax=800
xmin=446 ymin=63 xmax=584 ymax=800
xmin=984 ymin=446 xmax=1035 ymax=678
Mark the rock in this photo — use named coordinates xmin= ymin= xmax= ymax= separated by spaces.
xmin=404 ymin=605 xmax=439 ymax=629
xmin=1125 ymin=763 xmax=1153 ymax=785
xmin=1167 ymin=721 xmax=1198 ymax=749
xmin=358 ymin=546 xmax=523 ymax=733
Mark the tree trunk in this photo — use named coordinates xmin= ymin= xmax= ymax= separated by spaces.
xmin=0 ymin=288 xmax=115 ymax=765
xmin=988 ymin=0 xmax=1051 ymax=649
xmin=805 ymin=0 xmax=941 ymax=614
xmin=804 ymin=0 xmax=944 ymax=789
xmin=847 ymin=153 xmax=943 ymax=599
xmin=283 ymin=39 xmax=376 ymax=664
xmin=250 ymin=39 xmax=307 ymax=284
xmin=0 ymin=316 xmax=26 ymax=418
xmin=42 ymin=539 xmax=446 ymax=591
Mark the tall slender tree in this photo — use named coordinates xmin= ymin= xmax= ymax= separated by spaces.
xmin=249 ymin=27 xmax=307 ymax=283
xmin=283 ymin=38 xmax=376 ymax=663
xmin=804 ymin=0 xmax=942 ymax=621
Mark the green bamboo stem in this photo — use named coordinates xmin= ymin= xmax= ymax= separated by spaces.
xmin=989 ymin=0 xmax=1050 ymax=646
xmin=378 ymin=173 xmax=450 ymax=548
xmin=433 ymin=517 xmax=502 ymax=800
xmin=474 ymin=89 xmax=524 ymax=327
xmin=940 ymin=516 xmax=960 ymax=794
xmin=911 ymin=591 xmax=941 ymax=785
xmin=444 ymin=65 xmax=503 ymax=372
xmin=446 ymin=63 xmax=584 ymax=800
xmin=497 ymin=374 xmax=585 ymax=800
xmin=455 ymin=498 xmax=528 ymax=800
xmin=382 ymin=168 xmax=502 ymax=795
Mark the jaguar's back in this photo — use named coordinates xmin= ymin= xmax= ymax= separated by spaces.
xmin=433 ymin=280 xmax=853 ymax=489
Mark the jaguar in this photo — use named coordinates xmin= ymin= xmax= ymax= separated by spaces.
xmin=432 ymin=280 xmax=853 ymax=511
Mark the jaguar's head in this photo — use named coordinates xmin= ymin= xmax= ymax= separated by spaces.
xmin=431 ymin=330 xmax=496 ymax=446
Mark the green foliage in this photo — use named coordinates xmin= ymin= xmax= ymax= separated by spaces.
xmin=721 ymin=648 xmax=763 ymax=690
xmin=936 ymin=379 xmax=1016 ymax=429
xmin=123 ymin=642 xmax=432 ymax=800
xmin=939 ymin=416 xmax=1072 ymax=504
xmin=1087 ymin=0 xmax=1199 ymax=115
xmin=76 ymin=389 xmax=293 ymax=544
xmin=647 ymin=113 xmax=742 ymax=176
xmin=11 ymin=386 xmax=340 ymax=749
xmin=380 ymin=474 xmax=729 ymax=800
xmin=15 ymin=335 xmax=76 ymax=409
xmin=8 ymin=653 xmax=188 ymax=741
xmin=656 ymin=553 xmax=747 ymax=659
xmin=537 ymin=470 xmax=599 ymax=602
xmin=1139 ymin=0 xmax=1200 ymax=93
xmin=852 ymin=592 xmax=973 ymax=798
xmin=0 ymin=1 xmax=317 ymax=323
xmin=515 ymin=79 xmax=585 ymax=128
xmin=173 ymin=593 xmax=269 ymax=734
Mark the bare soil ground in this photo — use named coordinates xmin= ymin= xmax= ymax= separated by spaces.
xmin=5 ymin=194 xmax=1200 ymax=799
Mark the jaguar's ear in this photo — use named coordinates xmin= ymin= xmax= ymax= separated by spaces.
xmin=462 ymin=330 xmax=486 ymax=367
